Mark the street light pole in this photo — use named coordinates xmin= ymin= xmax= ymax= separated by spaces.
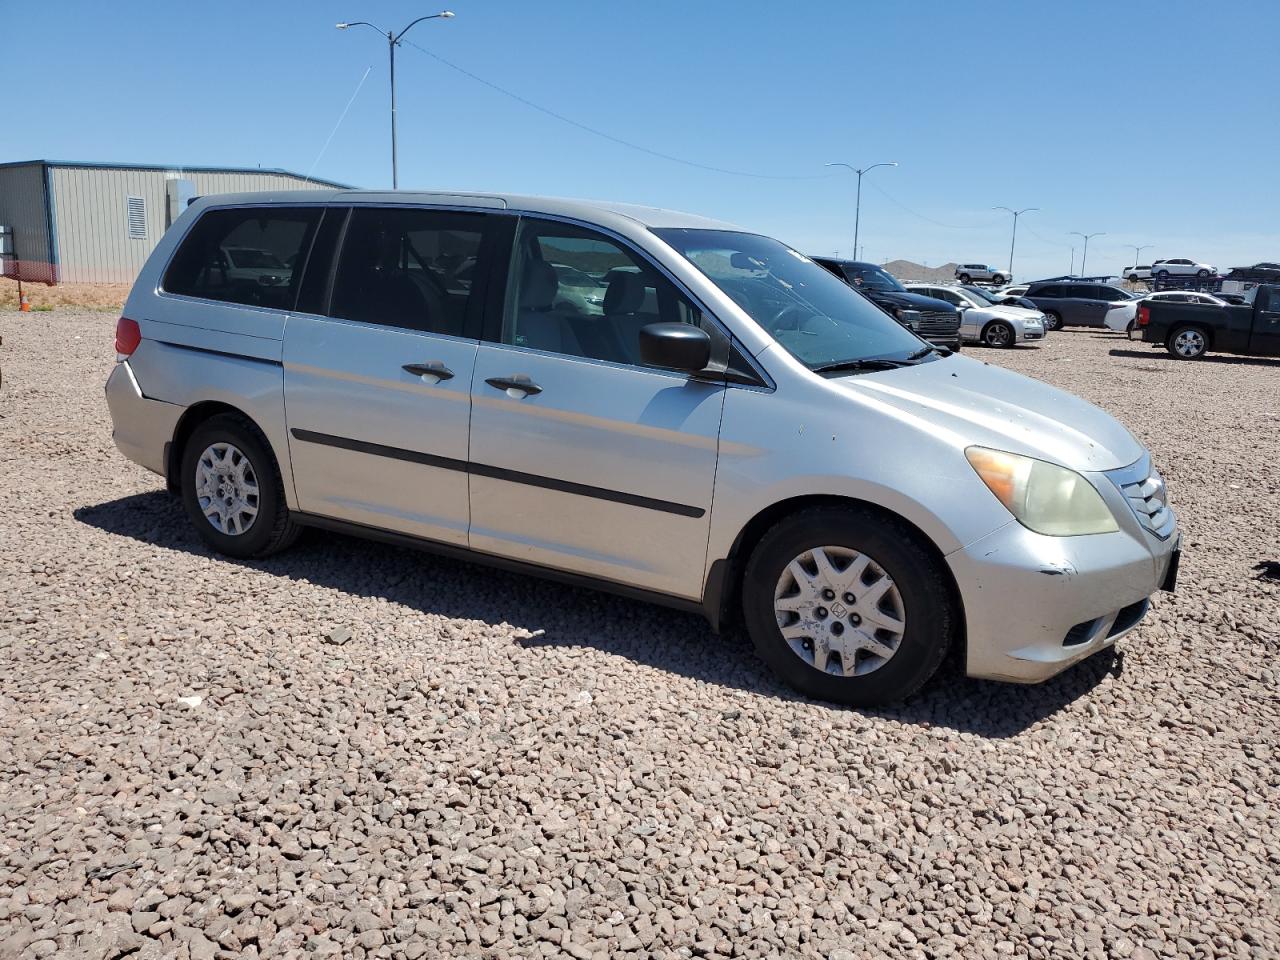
xmin=1070 ymin=231 xmax=1105 ymax=277
xmin=1129 ymin=244 xmax=1152 ymax=269
xmin=994 ymin=206 xmax=1037 ymax=277
xmin=826 ymin=161 xmax=897 ymax=260
xmin=337 ymin=11 xmax=455 ymax=189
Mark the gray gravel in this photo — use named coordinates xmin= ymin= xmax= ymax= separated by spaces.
xmin=1 ymin=312 xmax=1277 ymax=959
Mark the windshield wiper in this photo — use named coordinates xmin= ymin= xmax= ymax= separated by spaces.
xmin=907 ymin=345 xmax=951 ymax=360
xmin=812 ymin=357 xmax=917 ymax=374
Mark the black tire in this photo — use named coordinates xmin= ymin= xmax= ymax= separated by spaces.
xmin=180 ymin=412 xmax=301 ymax=558
xmin=1127 ymin=274 xmax=1139 ymax=282
xmin=1125 ymin=320 xmax=1135 ymax=340
xmin=982 ymin=321 xmax=1015 ymax=348
xmin=958 ymin=273 xmax=971 ymax=284
xmin=741 ymin=506 xmax=957 ymax=706
xmin=1044 ymin=310 xmax=1064 ymax=331
xmin=1196 ymin=269 xmax=1210 ymax=278
xmin=1156 ymin=269 xmax=1170 ymax=279
xmin=992 ymin=274 xmax=1006 ymax=285
xmin=1166 ymin=324 xmax=1209 ymax=360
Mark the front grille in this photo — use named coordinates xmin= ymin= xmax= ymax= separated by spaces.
xmin=916 ymin=309 xmax=959 ymax=336
xmin=1108 ymin=456 xmax=1175 ymax=540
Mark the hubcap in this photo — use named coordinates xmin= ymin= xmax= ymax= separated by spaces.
xmin=194 ymin=442 xmax=260 ymax=536
xmin=773 ymin=546 xmax=907 ymax=678
xmin=986 ymin=325 xmax=1011 ymax=346
xmin=1174 ymin=330 xmax=1204 ymax=357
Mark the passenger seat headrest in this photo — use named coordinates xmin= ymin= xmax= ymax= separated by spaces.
xmin=604 ymin=270 xmax=646 ymax=314
xmin=520 ymin=259 xmax=558 ymax=310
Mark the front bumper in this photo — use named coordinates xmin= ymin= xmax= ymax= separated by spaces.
xmin=948 ymin=515 xmax=1178 ymax=683
xmin=105 ymin=362 xmax=183 ymax=477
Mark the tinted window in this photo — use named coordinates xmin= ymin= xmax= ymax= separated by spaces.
xmin=164 ymin=206 xmax=320 ymax=309
xmin=330 ymin=207 xmax=487 ymax=336
xmin=1033 ymin=286 xmax=1062 ymax=298
xmin=1094 ymin=286 xmax=1131 ymax=302
xmin=504 ymin=219 xmax=705 ymax=365
xmin=294 ymin=208 xmax=347 ymax=316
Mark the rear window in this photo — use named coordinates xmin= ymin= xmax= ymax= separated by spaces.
xmin=163 ymin=207 xmax=321 ymax=310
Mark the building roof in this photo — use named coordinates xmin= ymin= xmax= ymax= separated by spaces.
xmin=0 ymin=159 xmax=350 ymax=188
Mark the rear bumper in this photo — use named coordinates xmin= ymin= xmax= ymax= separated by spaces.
xmin=948 ymin=518 xmax=1178 ymax=683
xmin=105 ymin=362 xmax=183 ymax=477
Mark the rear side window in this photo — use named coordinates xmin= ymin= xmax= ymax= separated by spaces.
xmin=163 ymin=207 xmax=320 ymax=310
xmin=330 ymin=207 xmax=489 ymax=337
xmin=1034 ymin=286 xmax=1062 ymax=298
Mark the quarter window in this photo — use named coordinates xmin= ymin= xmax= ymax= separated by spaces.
xmin=163 ymin=207 xmax=321 ymax=309
xmin=503 ymin=219 xmax=703 ymax=365
xmin=330 ymin=207 xmax=488 ymax=336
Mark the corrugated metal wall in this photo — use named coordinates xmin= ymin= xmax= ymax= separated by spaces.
xmin=48 ymin=166 xmax=336 ymax=284
xmin=0 ymin=163 xmax=54 ymax=282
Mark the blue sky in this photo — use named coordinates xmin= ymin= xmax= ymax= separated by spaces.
xmin=8 ymin=0 xmax=1278 ymax=279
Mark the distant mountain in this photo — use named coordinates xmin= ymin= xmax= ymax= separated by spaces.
xmin=882 ymin=260 xmax=959 ymax=283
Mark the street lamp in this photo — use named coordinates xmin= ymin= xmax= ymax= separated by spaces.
xmin=826 ymin=161 xmax=897 ymax=261
xmin=337 ymin=11 xmax=455 ymax=188
xmin=1070 ymin=231 xmax=1105 ymax=277
xmin=1128 ymin=244 xmax=1153 ymax=269
xmin=993 ymin=206 xmax=1037 ymax=278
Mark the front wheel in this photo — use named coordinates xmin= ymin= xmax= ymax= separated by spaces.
xmin=181 ymin=413 xmax=301 ymax=558
xmin=958 ymin=273 xmax=971 ymax=284
xmin=1167 ymin=325 xmax=1208 ymax=360
xmin=1196 ymin=269 xmax=1210 ymax=278
xmin=992 ymin=274 xmax=1006 ymax=285
xmin=742 ymin=506 xmax=956 ymax=706
xmin=1156 ymin=269 xmax=1170 ymax=279
xmin=982 ymin=321 xmax=1015 ymax=348
xmin=1044 ymin=311 xmax=1064 ymax=331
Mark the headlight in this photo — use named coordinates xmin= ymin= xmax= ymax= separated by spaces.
xmin=965 ymin=447 xmax=1118 ymax=536
xmin=893 ymin=307 xmax=922 ymax=330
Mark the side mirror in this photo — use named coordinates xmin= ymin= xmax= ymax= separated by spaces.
xmin=639 ymin=322 xmax=711 ymax=373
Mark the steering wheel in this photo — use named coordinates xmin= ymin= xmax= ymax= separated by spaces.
xmin=769 ymin=303 xmax=823 ymax=334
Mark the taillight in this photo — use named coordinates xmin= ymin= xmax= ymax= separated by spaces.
xmin=1137 ymin=305 xmax=1150 ymax=327
xmin=115 ymin=317 xmax=141 ymax=360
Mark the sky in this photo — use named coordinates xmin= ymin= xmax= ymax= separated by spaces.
xmin=6 ymin=0 xmax=1278 ymax=280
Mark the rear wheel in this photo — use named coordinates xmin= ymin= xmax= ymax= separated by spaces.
xmin=1156 ymin=269 xmax=1170 ymax=279
xmin=181 ymin=413 xmax=300 ymax=558
xmin=1125 ymin=320 xmax=1136 ymax=340
xmin=1167 ymin=325 xmax=1208 ymax=360
xmin=742 ymin=506 xmax=956 ymax=706
xmin=1044 ymin=310 xmax=1064 ymax=331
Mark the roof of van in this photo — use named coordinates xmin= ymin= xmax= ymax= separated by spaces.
xmin=193 ymin=190 xmax=746 ymax=232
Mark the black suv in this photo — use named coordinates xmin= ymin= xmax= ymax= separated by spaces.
xmin=811 ymin=258 xmax=962 ymax=349
xmin=1023 ymin=280 xmax=1135 ymax=330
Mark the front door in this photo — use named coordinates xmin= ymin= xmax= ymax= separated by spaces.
xmin=467 ymin=217 xmax=726 ymax=599
xmin=284 ymin=205 xmax=500 ymax=544
xmin=1250 ymin=287 xmax=1280 ymax=356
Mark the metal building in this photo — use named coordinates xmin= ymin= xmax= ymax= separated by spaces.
xmin=0 ymin=160 xmax=349 ymax=285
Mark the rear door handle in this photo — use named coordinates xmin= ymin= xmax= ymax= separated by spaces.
xmin=403 ymin=361 xmax=454 ymax=384
xmin=485 ymin=374 xmax=542 ymax=397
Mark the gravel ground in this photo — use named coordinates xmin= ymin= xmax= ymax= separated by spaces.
xmin=1 ymin=311 xmax=1277 ymax=960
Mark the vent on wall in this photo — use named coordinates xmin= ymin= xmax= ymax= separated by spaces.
xmin=126 ymin=196 xmax=147 ymax=239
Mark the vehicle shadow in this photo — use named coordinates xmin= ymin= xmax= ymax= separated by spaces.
xmin=74 ymin=490 xmax=1112 ymax=739
xmin=1108 ymin=348 xmax=1280 ymax=368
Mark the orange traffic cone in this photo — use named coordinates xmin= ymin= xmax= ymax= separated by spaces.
xmin=19 ymin=294 xmax=31 ymax=312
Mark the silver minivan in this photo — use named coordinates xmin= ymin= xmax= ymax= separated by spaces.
xmin=106 ymin=191 xmax=1180 ymax=705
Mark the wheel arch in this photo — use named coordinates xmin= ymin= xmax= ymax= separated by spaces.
xmin=705 ymin=494 xmax=967 ymax=655
xmin=165 ymin=401 xmax=268 ymax=493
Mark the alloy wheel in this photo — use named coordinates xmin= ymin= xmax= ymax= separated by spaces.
xmin=1173 ymin=329 xmax=1206 ymax=358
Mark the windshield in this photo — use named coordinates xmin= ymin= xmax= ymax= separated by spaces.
xmin=962 ymin=285 xmax=1002 ymax=304
xmin=847 ymin=265 xmax=906 ymax=292
xmin=654 ymin=229 xmax=930 ymax=370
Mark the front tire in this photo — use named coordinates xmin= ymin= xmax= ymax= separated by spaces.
xmin=1167 ymin=325 xmax=1208 ymax=360
xmin=1196 ymin=269 xmax=1210 ymax=278
xmin=742 ymin=506 xmax=956 ymax=706
xmin=1044 ymin=310 xmax=1064 ymax=331
xmin=1156 ymin=269 xmax=1170 ymax=279
xmin=181 ymin=413 xmax=300 ymax=558
xmin=982 ymin=321 xmax=1015 ymax=348
xmin=958 ymin=273 xmax=971 ymax=284
xmin=992 ymin=274 xmax=1006 ymax=285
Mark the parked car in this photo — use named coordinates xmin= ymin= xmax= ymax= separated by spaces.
xmin=1151 ymin=258 xmax=1216 ymax=279
xmin=106 ymin=191 xmax=1179 ymax=706
xmin=995 ymin=283 xmax=1030 ymax=299
xmin=1138 ymin=283 xmax=1280 ymax=359
xmin=810 ymin=257 xmax=962 ymax=350
xmin=1024 ymin=280 xmax=1138 ymax=330
xmin=905 ymin=283 xmax=1046 ymax=347
xmin=1122 ymin=265 xmax=1152 ymax=282
xmin=955 ymin=263 xmax=1010 ymax=285
xmin=1103 ymin=291 xmax=1228 ymax=335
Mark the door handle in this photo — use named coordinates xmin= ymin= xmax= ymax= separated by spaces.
xmin=403 ymin=361 xmax=454 ymax=385
xmin=485 ymin=374 xmax=542 ymax=398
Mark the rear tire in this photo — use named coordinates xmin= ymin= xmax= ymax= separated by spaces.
xmin=741 ymin=506 xmax=956 ymax=706
xmin=181 ymin=413 xmax=301 ymax=558
xmin=1125 ymin=320 xmax=1135 ymax=340
xmin=1156 ymin=269 xmax=1170 ymax=279
xmin=1167 ymin=325 xmax=1208 ymax=360
xmin=982 ymin=321 xmax=1015 ymax=348
xmin=1044 ymin=310 xmax=1064 ymax=331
